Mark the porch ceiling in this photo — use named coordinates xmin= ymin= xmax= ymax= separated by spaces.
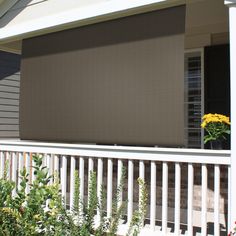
xmin=0 ymin=0 xmax=184 ymax=53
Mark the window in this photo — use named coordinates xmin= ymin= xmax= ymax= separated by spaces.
xmin=184 ymin=51 xmax=204 ymax=148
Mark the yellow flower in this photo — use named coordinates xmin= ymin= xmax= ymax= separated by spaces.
xmin=201 ymin=121 xmax=206 ymax=128
xmin=201 ymin=113 xmax=230 ymax=127
xmin=201 ymin=113 xmax=230 ymax=144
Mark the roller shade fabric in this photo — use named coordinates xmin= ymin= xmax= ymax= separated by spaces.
xmin=20 ymin=5 xmax=185 ymax=146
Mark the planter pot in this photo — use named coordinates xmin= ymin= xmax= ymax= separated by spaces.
xmin=210 ymin=140 xmax=222 ymax=150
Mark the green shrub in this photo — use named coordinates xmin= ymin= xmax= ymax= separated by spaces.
xmin=0 ymin=155 xmax=147 ymax=236
xmin=0 ymin=155 xmax=68 ymax=236
xmin=70 ymin=168 xmax=126 ymax=236
xmin=126 ymin=178 xmax=148 ymax=236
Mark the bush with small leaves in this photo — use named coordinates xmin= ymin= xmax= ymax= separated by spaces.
xmin=0 ymin=155 xmax=68 ymax=236
xmin=0 ymin=155 xmax=148 ymax=236
xmin=126 ymin=178 xmax=148 ymax=236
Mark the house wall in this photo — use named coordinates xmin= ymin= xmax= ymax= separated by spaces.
xmin=0 ymin=50 xmax=20 ymax=138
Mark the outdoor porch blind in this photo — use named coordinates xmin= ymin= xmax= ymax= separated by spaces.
xmin=20 ymin=5 xmax=186 ymax=146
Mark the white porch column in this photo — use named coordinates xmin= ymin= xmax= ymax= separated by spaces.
xmin=226 ymin=0 xmax=236 ymax=229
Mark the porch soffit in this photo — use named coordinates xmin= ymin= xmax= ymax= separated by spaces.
xmin=0 ymin=0 xmax=184 ymax=48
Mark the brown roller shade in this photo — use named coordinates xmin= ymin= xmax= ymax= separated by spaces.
xmin=20 ymin=5 xmax=185 ymax=146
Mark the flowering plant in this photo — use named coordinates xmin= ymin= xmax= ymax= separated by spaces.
xmin=201 ymin=113 xmax=231 ymax=144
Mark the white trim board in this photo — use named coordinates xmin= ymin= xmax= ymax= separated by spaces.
xmin=225 ymin=0 xmax=236 ymax=5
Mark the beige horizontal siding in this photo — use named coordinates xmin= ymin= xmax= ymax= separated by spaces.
xmin=0 ymin=117 xmax=18 ymax=124
xmin=0 ymin=85 xmax=19 ymax=93
xmin=0 ymin=79 xmax=20 ymax=86
xmin=0 ymin=131 xmax=19 ymax=138
xmin=0 ymin=98 xmax=19 ymax=105
xmin=0 ymin=91 xmax=19 ymax=99
xmin=0 ymin=105 xmax=19 ymax=112
xmin=0 ymin=111 xmax=18 ymax=118
xmin=0 ymin=124 xmax=19 ymax=130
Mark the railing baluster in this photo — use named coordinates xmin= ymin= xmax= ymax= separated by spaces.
xmin=54 ymin=154 xmax=59 ymax=177
xmin=12 ymin=152 xmax=17 ymax=196
xmin=139 ymin=160 xmax=145 ymax=181
xmin=0 ymin=151 xmax=4 ymax=178
xmin=188 ymin=163 xmax=194 ymax=236
xmin=61 ymin=155 xmax=67 ymax=205
xmin=97 ymin=158 xmax=103 ymax=220
xmin=150 ymin=161 xmax=156 ymax=230
xmin=11 ymin=152 xmax=17 ymax=196
xmin=174 ymin=162 xmax=181 ymax=236
xmin=6 ymin=151 xmax=10 ymax=179
xmin=139 ymin=160 xmax=145 ymax=205
xmin=46 ymin=153 xmax=50 ymax=168
xmin=42 ymin=153 xmax=47 ymax=167
xmin=18 ymin=152 xmax=24 ymax=189
xmin=201 ymin=164 xmax=208 ymax=236
xmin=88 ymin=157 xmax=94 ymax=202
xmin=162 ymin=162 xmax=168 ymax=235
xmin=139 ymin=160 xmax=145 ymax=227
xmin=107 ymin=158 xmax=113 ymax=217
xmin=25 ymin=152 xmax=31 ymax=193
xmin=97 ymin=158 xmax=103 ymax=193
xmin=46 ymin=154 xmax=53 ymax=184
xmin=88 ymin=157 xmax=94 ymax=178
xmin=214 ymin=165 xmax=220 ymax=236
xmin=79 ymin=157 xmax=85 ymax=202
xmin=117 ymin=159 xmax=123 ymax=208
xmin=70 ymin=156 xmax=76 ymax=211
xmin=139 ymin=160 xmax=145 ymax=180
xmin=128 ymin=160 xmax=134 ymax=223
xmin=31 ymin=154 xmax=36 ymax=182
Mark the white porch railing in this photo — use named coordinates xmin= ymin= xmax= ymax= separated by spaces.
xmin=0 ymin=140 xmax=231 ymax=236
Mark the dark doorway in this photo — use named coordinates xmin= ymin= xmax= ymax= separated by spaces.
xmin=204 ymin=44 xmax=230 ymax=149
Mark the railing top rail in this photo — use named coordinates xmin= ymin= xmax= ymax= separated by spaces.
xmin=0 ymin=140 xmax=231 ymax=165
